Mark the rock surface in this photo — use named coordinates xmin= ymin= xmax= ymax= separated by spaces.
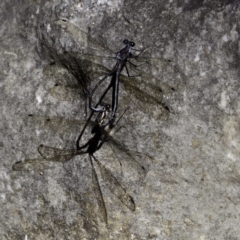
xmin=1 ymin=0 xmax=240 ymax=239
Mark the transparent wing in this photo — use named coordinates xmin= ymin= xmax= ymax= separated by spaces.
xmin=12 ymin=130 xmax=86 ymax=171
xmin=12 ymin=158 xmax=54 ymax=171
xmin=54 ymin=20 xmax=114 ymax=56
xmin=25 ymin=114 xmax=101 ymax=156
xmin=26 ymin=114 xmax=87 ymax=134
xmin=135 ymin=68 xmax=175 ymax=93
xmin=42 ymin=51 xmax=112 ymax=106
xmin=38 ymin=144 xmax=84 ymax=162
xmin=107 ymin=136 xmax=147 ymax=177
xmin=50 ymin=84 xmax=82 ymax=102
xmin=120 ymin=75 xmax=170 ymax=120
xmin=44 ymin=54 xmax=97 ymax=99
xmin=92 ymin=155 xmax=135 ymax=211
xmin=50 ymin=79 xmax=105 ymax=103
xmin=89 ymin=155 xmax=108 ymax=224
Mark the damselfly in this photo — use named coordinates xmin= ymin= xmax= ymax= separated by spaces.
xmin=40 ymin=20 xmax=175 ymax=141
xmin=12 ymin=113 xmax=149 ymax=223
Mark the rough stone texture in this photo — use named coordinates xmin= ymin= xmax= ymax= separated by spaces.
xmin=1 ymin=0 xmax=240 ymax=239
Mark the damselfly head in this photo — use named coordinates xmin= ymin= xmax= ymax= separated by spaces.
xmin=100 ymin=102 xmax=111 ymax=111
xmin=130 ymin=41 xmax=135 ymax=47
xmin=106 ymin=104 xmax=110 ymax=110
xmin=123 ymin=39 xmax=135 ymax=47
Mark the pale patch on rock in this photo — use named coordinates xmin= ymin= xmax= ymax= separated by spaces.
xmin=223 ymin=116 xmax=240 ymax=150
xmin=47 ymin=177 xmax=67 ymax=207
xmin=218 ymin=90 xmax=229 ymax=109
xmin=222 ymin=34 xmax=228 ymax=42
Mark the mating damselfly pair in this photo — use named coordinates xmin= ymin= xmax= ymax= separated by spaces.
xmin=13 ymin=20 xmax=175 ymax=224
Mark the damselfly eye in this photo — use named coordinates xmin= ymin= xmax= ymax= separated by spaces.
xmin=123 ymin=39 xmax=128 ymax=44
xmin=130 ymin=42 xmax=135 ymax=47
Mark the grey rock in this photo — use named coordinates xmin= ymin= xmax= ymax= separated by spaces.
xmin=1 ymin=0 xmax=240 ymax=239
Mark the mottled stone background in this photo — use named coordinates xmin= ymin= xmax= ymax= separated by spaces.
xmin=1 ymin=0 xmax=240 ymax=239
